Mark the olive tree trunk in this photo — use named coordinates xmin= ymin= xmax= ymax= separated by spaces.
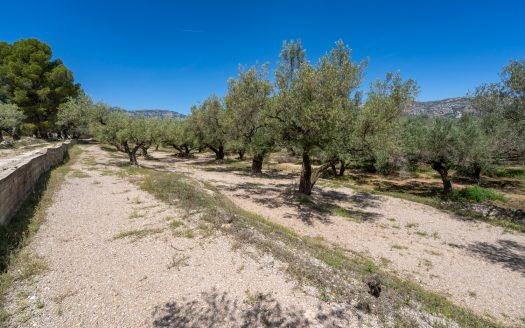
xmin=238 ymin=150 xmax=245 ymax=160
xmin=141 ymin=144 xmax=153 ymax=160
xmin=251 ymin=153 xmax=264 ymax=175
xmin=338 ymin=160 xmax=346 ymax=176
xmin=330 ymin=163 xmax=337 ymax=176
xmin=208 ymin=145 xmax=225 ymax=160
xmin=298 ymin=152 xmax=335 ymax=195
xmin=473 ymin=166 xmax=482 ymax=184
xmin=431 ymin=161 xmax=452 ymax=195
xmin=123 ymin=142 xmax=142 ymax=166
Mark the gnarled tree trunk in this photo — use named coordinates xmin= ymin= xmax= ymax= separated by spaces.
xmin=141 ymin=145 xmax=151 ymax=159
xmin=251 ymin=153 xmax=264 ymax=175
xmin=331 ymin=163 xmax=337 ymax=176
xmin=338 ymin=160 xmax=346 ymax=176
xmin=238 ymin=150 xmax=245 ymax=160
xmin=431 ymin=161 xmax=452 ymax=195
xmin=129 ymin=152 xmax=139 ymax=166
xmin=123 ymin=141 xmax=142 ymax=166
xmin=298 ymin=151 xmax=335 ymax=195
xmin=172 ymin=144 xmax=193 ymax=157
xmin=473 ymin=166 xmax=482 ymax=184
xmin=208 ymin=145 xmax=225 ymax=160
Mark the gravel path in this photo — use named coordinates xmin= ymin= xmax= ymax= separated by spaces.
xmin=148 ymin=152 xmax=525 ymax=327
xmin=5 ymin=145 xmax=379 ymax=327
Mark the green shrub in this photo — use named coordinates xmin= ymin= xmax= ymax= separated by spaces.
xmin=493 ymin=166 xmax=525 ymax=180
xmin=451 ymin=186 xmax=506 ymax=203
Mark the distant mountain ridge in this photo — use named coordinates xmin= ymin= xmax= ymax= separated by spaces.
xmin=123 ymin=99 xmax=472 ymax=120
xmin=409 ymin=97 xmax=474 ymax=118
xmin=128 ymin=109 xmax=186 ymax=119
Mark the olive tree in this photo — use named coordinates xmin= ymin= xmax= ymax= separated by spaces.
xmin=163 ymin=118 xmax=198 ymax=156
xmin=455 ymin=114 xmax=493 ymax=182
xmin=57 ymin=95 xmax=93 ymax=138
xmin=403 ymin=117 xmax=459 ymax=194
xmin=270 ymin=40 xmax=365 ymax=195
xmin=473 ymin=58 xmax=525 ymax=160
xmin=189 ymin=95 xmax=228 ymax=160
xmin=96 ymin=112 xmax=153 ymax=166
xmin=0 ymin=103 xmax=25 ymax=141
xmin=224 ymin=64 xmax=274 ymax=174
xmin=139 ymin=117 xmax=164 ymax=159
xmin=353 ymin=72 xmax=419 ymax=174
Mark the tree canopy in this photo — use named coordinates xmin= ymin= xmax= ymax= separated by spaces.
xmin=224 ymin=64 xmax=274 ymax=173
xmin=188 ymin=95 xmax=228 ymax=160
xmin=270 ymin=40 xmax=365 ymax=194
xmin=0 ymin=39 xmax=80 ymax=137
xmin=474 ymin=59 xmax=525 ymax=159
xmin=0 ymin=103 xmax=25 ymax=141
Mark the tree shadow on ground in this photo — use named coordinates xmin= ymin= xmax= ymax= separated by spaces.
xmin=467 ymin=239 xmax=525 ymax=276
xmin=136 ymin=153 xmax=383 ymax=225
xmin=152 ymin=289 xmax=356 ymax=328
xmin=374 ymin=180 xmax=442 ymax=198
xmin=219 ymin=182 xmax=382 ymax=225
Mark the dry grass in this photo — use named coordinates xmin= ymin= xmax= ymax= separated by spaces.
xmin=113 ymin=228 xmax=164 ymax=241
xmin=167 ymin=255 xmax=190 ymax=270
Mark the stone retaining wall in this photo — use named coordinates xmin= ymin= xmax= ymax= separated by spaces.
xmin=0 ymin=140 xmax=77 ymax=225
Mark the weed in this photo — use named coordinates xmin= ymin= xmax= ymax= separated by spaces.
xmin=380 ymin=257 xmax=391 ymax=266
xmin=69 ymin=169 xmax=89 ymax=178
xmin=365 ymin=260 xmax=378 ymax=273
xmin=113 ymin=228 xmax=164 ymax=240
xmin=173 ymin=228 xmax=195 ymax=239
xmin=81 ymin=156 xmax=97 ymax=166
xmin=196 ymin=222 xmax=214 ymax=238
xmin=420 ymin=259 xmax=433 ymax=268
xmin=167 ymin=255 xmax=190 ymax=270
xmin=451 ymin=186 xmax=506 ymax=203
xmin=36 ymin=298 xmax=45 ymax=309
xmin=168 ymin=219 xmax=184 ymax=229
xmin=130 ymin=197 xmax=143 ymax=204
xmin=391 ymin=244 xmax=408 ymax=250
xmin=51 ymin=290 xmax=77 ymax=304
xmin=127 ymin=210 xmax=143 ymax=220
xmin=99 ymin=169 xmax=115 ymax=176
xmin=100 ymin=145 xmax=118 ymax=153
xmin=405 ymin=223 xmax=419 ymax=229
xmin=492 ymin=166 xmax=525 ymax=180
xmin=425 ymin=249 xmax=442 ymax=256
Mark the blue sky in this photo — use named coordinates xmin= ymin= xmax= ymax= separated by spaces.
xmin=1 ymin=0 xmax=524 ymax=114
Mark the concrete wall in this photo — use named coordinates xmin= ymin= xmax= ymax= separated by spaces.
xmin=0 ymin=140 xmax=77 ymax=225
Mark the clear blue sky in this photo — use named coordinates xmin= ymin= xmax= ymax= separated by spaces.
xmin=1 ymin=0 xmax=523 ymax=114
